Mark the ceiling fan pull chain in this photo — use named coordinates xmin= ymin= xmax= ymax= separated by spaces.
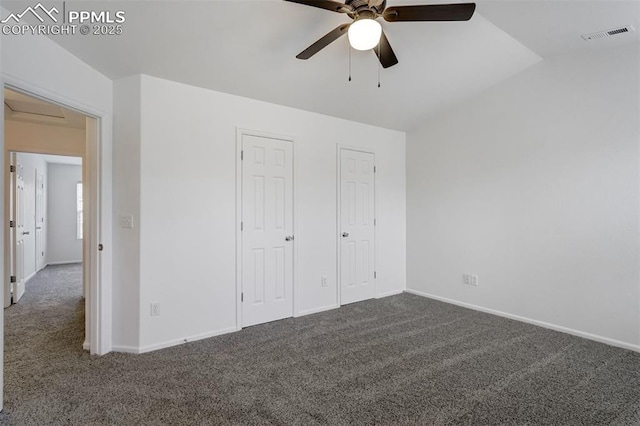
xmin=377 ymin=45 xmax=381 ymax=88
xmin=348 ymin=43 xmax=352 ymax=82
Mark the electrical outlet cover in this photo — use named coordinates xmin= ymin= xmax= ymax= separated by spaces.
xmin=150 ymin=302 xmax=160 ymax=316
xmin=121 ymin=215 xmax=134 ymax=229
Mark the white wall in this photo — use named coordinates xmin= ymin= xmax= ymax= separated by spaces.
xmin=112 ymin=75 xmax=141 ymax=351
xmin=5 ymin=120 xmax=86 ymax=157
xmin=406 ymin=44 xmax=640 ymax=350
xmin=112 ymin=74 xmax=406 ymax=352
xmin=1 ymin=7 xmax=114 ymax=358
xmin=15 ymin=153 xmax=48 ymax=279
xmin=47 ymin=163 xmax=82 ymax=264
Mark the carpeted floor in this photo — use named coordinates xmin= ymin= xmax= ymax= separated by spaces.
xmin=1 ymin=264 xmax=639 ymax=425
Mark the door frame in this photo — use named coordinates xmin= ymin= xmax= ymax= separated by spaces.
xmin=336 ymin=145 xmax=378 ymax=306
xmin=235 ymin=128 xmax=299 ymax=329
xmin=34 ymin=169 xmax=45 ymax=273
xmin=2 ymin=79 xmax=109 ymax=356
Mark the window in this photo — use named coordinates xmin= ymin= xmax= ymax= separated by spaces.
xmin=77 ymin=182 xmax=83 ymax=239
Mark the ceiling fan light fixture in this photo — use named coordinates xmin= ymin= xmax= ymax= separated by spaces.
xmin=348 ymin=18 xmax=382 ymax=51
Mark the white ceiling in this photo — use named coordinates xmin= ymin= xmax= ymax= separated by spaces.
xmin=4 ymin=89 xmax=87 ymax=129
xmin=6 ymin=0 xmax=638 ymax=131
xmin=42 ymin=154 xmax=82 ymax=166
xmin=19 ymin=152 xmax=82 ymax=166
xmin=477 ymin=0 xmax=639 ymax=59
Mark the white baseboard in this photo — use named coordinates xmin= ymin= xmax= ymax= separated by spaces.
xmin=405 ymin=289 xmax=640 ymax=353
xmin=135 ymin=327 xmax=238 ymax=354
xmin=296 ymin=304 xmax=339 ymax=317
xmin=112 ymin=306 xmax=346 ymax=355
xmin=82 ymin=340 xmax=90 ymax=351
xmin=46 ymin=260 xmax=82 ymax=266
xmin=24 ymin=271 xmax=37 ymax=283
xmin=111 ymin=345 xmax=140 ymax=354
xmin=376 ymin=289 xmax=404 ymax=298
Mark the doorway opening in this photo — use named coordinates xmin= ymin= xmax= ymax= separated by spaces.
xmin=3 ymin=88 xmax=95 ymax=351
xmin=8 ymin=152 xmax=83 ymax=304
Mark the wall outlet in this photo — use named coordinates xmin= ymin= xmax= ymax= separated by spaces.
xmin=463 ymin=274 xmax=479 ymax=286
xmin=470 ymin=275 xmax=479 ymax=286
xmin=120 ymin=214 xmax=134 ymax=229
xmin=321 ymin=276 xmax=328 ymax=287
xmin=150 ymin=302 xmax=160 ymax=316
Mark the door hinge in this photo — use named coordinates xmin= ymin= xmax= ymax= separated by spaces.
xmin=374 ymin=166 xmax=377 ymax=173
xmin=240 ymin=150 xmax=244 ymax=161
xmin=374 ymin=271 xmax=377 ymax=279
xmin=9 ymin=165 xmax=15 ymax=173
xmin=9 ymin=220 xmax=14 ymax=228
xmin=374 ymin=218 xmax=376 ymax=226
xmin=240 ymin=221 xmax=243 ymax=231
xmin=241 ymin=292 xmax=244 ymax=302
xmin=10 ymin=276 xmax=16 ymax=283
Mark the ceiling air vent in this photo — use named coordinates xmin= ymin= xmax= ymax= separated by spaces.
xmin=582 ymin=26 xmax=635 ymax=41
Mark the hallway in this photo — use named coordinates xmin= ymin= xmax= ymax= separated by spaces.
xmin=2 ymin=264 xmax=84 ymax=422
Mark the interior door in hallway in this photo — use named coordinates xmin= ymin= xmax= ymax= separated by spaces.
xmin=35 ymin=171 xmax=45 ymax=272
xmin=241 ymin=134 xmax=294 ymax=327
xmin=11 ymin=154 xmax=26 ymax=303
xmin=339 ymin=148 xmax=375 ymax=305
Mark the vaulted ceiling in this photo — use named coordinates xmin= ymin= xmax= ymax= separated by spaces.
xmin=3 ymin=0 xmax=638 ymax=131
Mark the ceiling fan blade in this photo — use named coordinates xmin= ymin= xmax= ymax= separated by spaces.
xmin=296 ymin=24 xmax=351 ymax=60
xmin=284 ymin=0 xmax=353 ymax=14
xmin=383 ymin=3 xmax=476 ymax=22
xmin=375 ymin=30 xmax=398 ymax=68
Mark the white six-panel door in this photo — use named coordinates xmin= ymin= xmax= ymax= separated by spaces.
xmin=241 ymin=134 xmax=294 ymax=327
xmin=11 ymin=155 xmax=26 ymax=303
xmin=339 ymin=149 xmax=375 ymax=305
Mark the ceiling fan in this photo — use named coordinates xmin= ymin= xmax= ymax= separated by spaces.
xmin=284 ymin=0 xmax=476 ymax=68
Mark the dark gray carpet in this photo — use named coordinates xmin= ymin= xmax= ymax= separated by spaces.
xmin=1 ymin=264 xmax=640 ymax=425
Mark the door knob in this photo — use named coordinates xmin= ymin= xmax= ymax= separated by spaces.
xmin=285 ymin=235 xmax=294 ymax=241
xmin=342 ymin=232 xmax=349 ymax=238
